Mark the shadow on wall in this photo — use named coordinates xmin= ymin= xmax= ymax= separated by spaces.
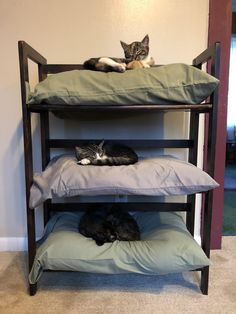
xmin=1 ymin=120 xmax=26 ymax=238
xmin=1 ymin=115 xmax=45 ymax=240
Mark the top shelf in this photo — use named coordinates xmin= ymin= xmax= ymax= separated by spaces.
xmin=28 ymin=103 xmax=212 ymax=113
xmin=19 ymin=41 xmax=219 ymax=116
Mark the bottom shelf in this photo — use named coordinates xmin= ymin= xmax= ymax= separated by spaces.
xmin=29 ymin=211 xmax=209 ymax=286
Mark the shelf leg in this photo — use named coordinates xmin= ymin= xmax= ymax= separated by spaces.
xmin=29 ymin=283 xmax=37 ymax=296
xmin=200 ymin=266 xmax=209 ymax=295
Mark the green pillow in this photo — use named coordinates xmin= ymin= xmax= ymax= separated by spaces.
xmin=28 ymin=64 xmax=219 ymax=106
xmin=29 ymin=212 xmax=210 ymax=284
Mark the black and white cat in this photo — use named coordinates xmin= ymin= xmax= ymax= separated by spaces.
xmin=83 ymin=34 xmax=151 ymax=72
xmin=75 ymin=140 xmax=138 ymax=166
xmin=79 ymin=204 xmax=140 ymax=246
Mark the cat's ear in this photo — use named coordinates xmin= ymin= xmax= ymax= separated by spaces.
xmin=75 ymin=146 xmax=80 ymax=153
xmin=142 ymin=34 xmax=149 ymax=46
xmin=99 ymin=140 xmax=105 ymax=148
xmin=75 ymin=146 xmax=82 ymax=157
xmin=120 ymin=40 xmax=128 ymax=51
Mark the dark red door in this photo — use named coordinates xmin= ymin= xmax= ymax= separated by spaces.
xmin=207 ymin=0 xmax=232 ymax=249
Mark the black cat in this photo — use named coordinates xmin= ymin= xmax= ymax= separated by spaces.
xmin=75 ymin=140 xmax=138 ymax=166
xmin=79 ymin=204 xmax=140 ymax=246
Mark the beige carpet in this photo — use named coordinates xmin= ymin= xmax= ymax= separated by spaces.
xmin=0 ymin=237 xmax=235 ymax=314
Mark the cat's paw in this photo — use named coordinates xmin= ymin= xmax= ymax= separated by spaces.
xmin=78 ymin=158 xmax=91 ymax=165
xmin=142 ymin=62 xmax=150 ymax=68
xmin=115 ymin=63 xmax=126 ymax=73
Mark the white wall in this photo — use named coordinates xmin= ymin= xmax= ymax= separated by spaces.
xmin=0 ymin=0 xmax=209 ymax=250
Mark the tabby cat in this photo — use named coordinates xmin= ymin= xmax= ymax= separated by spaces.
xmin=75 ymin=140 xmax=138 ymax=166
xmin=83 ymin=34 xmax=150 ymax=72
xmin=79 ymin=204 xmax=140 ymax=246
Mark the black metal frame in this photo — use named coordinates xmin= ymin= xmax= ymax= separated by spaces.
xmin=18 ymin=41 xmax=220 ymax=296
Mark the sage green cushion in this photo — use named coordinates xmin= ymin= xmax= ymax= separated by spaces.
xmin=29 ymin=212 xmax=210 ymax=284
xmin=28 ymin=64 xmax=219 ymax=105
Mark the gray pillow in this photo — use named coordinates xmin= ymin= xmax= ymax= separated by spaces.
xmin=29 ymin=211 xmax=210 ymax=284
xmin=28 ymin=64 xmax=219 ymax=106
xmin=29 ymin=155 xmax=219 ymax=208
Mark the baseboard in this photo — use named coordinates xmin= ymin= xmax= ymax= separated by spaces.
xmin=0 ymin=237 xmax=27 ymax=251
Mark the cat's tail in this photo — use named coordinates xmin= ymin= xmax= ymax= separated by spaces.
xmin=83 ymin=58 xmax=99 ymax=70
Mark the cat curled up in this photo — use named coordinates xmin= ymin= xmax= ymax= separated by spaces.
xmin=83 ymin=34 xmax=154 ymax=72
xmin=79 ymin=204 xmax=140 ymax=246
xmin=75 ymin=140 xmax=138 ymax=166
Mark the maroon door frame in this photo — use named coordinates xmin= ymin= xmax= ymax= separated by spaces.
xmin=207 ymin=0 xmax=232 ymax=249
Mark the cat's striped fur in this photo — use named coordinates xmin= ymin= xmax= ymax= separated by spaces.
xmin=83 ymin=35 xmax=150 ymax=72
xmin=75 ymin=140 xmax=138 ymax=166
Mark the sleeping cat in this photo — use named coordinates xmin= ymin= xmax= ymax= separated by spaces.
xmin=75 ymin=140 xmax=138 ymax=166
xmin=83 ymin=34 xmax=151 ymax=72
xmin=79 ymin=204 xmax=140 ymax=246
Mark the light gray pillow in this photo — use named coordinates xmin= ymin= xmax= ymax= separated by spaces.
xmin=29 ymin=211 xmax=210 ymax=284
xmin=29 ymin=155 xmax=219 ymax=208
xmin=28 ymin=64 xmax=219 ymax=106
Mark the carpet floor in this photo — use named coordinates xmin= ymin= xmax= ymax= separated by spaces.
xmin=0 ymin=237 xmax=235 ymax=314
